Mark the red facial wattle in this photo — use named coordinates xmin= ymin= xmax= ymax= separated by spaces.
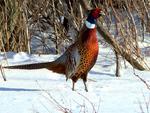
xmin=91 ymin=8 xmax=101 ymax=19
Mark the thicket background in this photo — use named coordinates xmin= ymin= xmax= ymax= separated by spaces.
xmin=0 ymin=0 xmax=149 ymax=55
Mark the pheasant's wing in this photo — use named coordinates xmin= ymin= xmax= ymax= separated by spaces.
xmin=65 ymin=46 xmax=81 ymax=80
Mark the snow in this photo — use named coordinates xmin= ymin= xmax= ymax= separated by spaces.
xmin=0 ymin=46 xmax=150 ymax=113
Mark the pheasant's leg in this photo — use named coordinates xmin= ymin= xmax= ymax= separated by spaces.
xmin=72 ymin=81 xmax=75 ymax=91
xmin=82 ymin=73 xmax=88 ymax=92
xmin=83 ymin=80 xmax=88 ymax=92
xmin=71 ymin=75 xmax=78 ymax=91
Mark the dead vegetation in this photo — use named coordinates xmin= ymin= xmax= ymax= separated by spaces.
xmin=0 ymin=0 xmax=149 ymax=71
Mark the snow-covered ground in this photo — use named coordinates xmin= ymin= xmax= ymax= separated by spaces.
xmin=0 ymin=45 xmax=150 ymax=113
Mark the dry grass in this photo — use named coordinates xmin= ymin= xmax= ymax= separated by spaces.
xmin=0 ymin=0 xmax=149 ymax=54
xmin=0 ymin=0 xmax=29 ymax=52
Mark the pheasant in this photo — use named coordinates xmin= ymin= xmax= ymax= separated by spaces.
xmin=4 ymin=8 xmax=104 ymax=92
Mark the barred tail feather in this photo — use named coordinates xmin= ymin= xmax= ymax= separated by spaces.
xmin=4 ymin=61 xmax=66 ymax=74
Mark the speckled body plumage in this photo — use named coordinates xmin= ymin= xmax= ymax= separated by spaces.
xmin=70 ymin=26 xmax=99 ymax=81
xmin=5 ymin=8 xmax=104 ymax=91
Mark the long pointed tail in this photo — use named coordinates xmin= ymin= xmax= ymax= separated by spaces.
xmin=4 ymin=61 xmax=66 ymax=74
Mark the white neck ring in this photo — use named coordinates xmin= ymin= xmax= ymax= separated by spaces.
xmin=85 ymin=21 xmax=96 ymax=29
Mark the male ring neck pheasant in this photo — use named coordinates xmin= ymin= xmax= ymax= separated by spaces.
xmin=5 ymin=8 xmax=104 ymax=92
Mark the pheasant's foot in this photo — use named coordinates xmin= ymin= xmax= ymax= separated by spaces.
xmin=66 ymin=77 xmax=68 ymax=81
xmin=85 ymin=88 xmax=88 ymax=92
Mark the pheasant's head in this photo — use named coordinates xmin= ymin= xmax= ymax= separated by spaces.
xmin=86 ymin=8 xmax=104 ymax=29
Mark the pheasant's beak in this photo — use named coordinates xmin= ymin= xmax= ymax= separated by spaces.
xmin=99 ymin=11 xmax=105 ymax=17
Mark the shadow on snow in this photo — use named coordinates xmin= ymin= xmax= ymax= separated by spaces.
xmin=0 ymin=87 xmax=41 ymax=92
